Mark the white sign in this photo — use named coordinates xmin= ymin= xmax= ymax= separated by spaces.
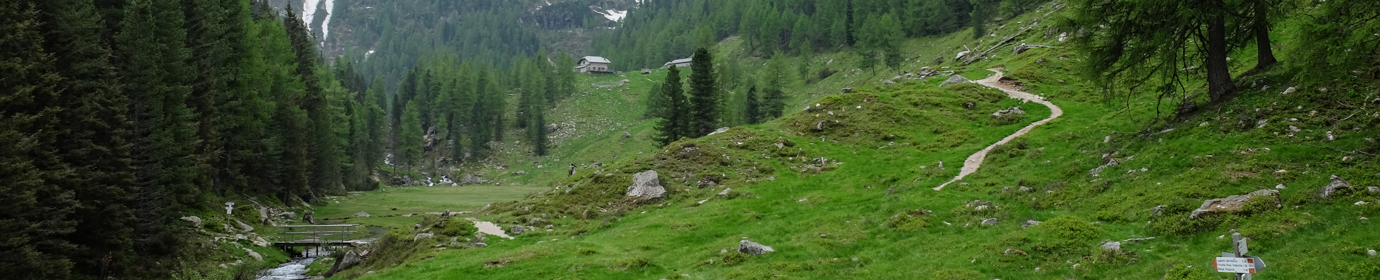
xmin=1236 ymin=238 xmax=1249 ymax=255
xmin=1215 ymin=257 xmax=1257 ymax=274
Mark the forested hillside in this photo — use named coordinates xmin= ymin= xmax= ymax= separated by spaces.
xmin=1 ymin=0 xmax=389 ymax=278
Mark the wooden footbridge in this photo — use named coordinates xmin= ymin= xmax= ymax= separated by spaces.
xmin=273 ymin=224 xmax=360 ymax=255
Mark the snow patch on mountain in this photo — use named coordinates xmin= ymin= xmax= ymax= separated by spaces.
xmin=601 ymin=9 xmax=627 ymax=22
xmin=300 ymin=0 xmax=334 ymax=41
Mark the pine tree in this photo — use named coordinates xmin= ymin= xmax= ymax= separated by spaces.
xmin=555 ymin=51 xmax=576 ymax=99
xmin=745 ymin=86 xmax=762 ymax=125
xmin=400 ymin=100 xmax=424 ymax=171
xmin=762 ymin=55 xmax=787 ymax=119
xmin=530 ymin=98 xmax=549 ymax=156
xmin=364 ymin=78 xmax=388 ymax=172
xmin=469 ymin=70 xmax=497 ymax=158
xmin=116 ymin=0 xmax=201 ymax=255
xmin=880 ymin=13 xmax=905 ymax=73
xmin=39 ymin=0 xmax=138 ymax=275
xmin=284 ymin=4 xmax=341 ymax=196
xmin=653 ymin=66 xmax=688 ymax=146
xmin=971 ymin=0 xmax=991 ymax=39
xmin=687 ymin=47 xmax=718 ymax=137
xmin=1067 ymin=0 xmax=1241 ymax=102
xmin=0 ymin=2 xmax=80 ymax=277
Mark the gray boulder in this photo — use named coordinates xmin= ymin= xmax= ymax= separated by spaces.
xmin=992 ymin=106 xmax=1026 ymax=118
xmin=1369 ymin=186 xmax=1379 ymax=193
xmin=243 ymin=248 xmax=262 ymax=261
xmin=939 ymin=75 xmax=970 ymax=87
xmin=841 ymin=88 xmax=853 ymax=94
xmin=717 ymin=188 xmax=732 ymax=197
xmin=354 ymin=211 xmax=371 ymax=218
xmin=414 ymin=233 xmax=434 ymax=241
xmin=623 ymin=131 xmax=632 ymax=138
xmin=981 ymin=218 xmax=998 ymax=226
xmin=510 ymin=225 xmax=525 ymax=236
xmin=180 ymin=216 xmax=203 ymax=228
xmin=738 ymin=240 xmax=775 ymax=255
xmin=325 ymin=250 xmax=361 ymax=277
xmin=1100 ymin=241 xmax=1122 ymax=252
xmin=462 ymin=174 xmax=485 ymax=185
xmin=1013 ymin=44 xmax=1052 ymax=54
xmin=1190 ymin=189 xmax=1280 ymax=219
xmin=546 ymin=123 xmax=560 ymax=133
xmin=1022 ymin=220 xmax=1041 ymax=228
xmin=626 ymin=170 xmax=667 ymax=201
xmin=235 ymin=220 xmax=255 ymax=232
xmin=1320 ymin=175 xmax=1355 ymax=198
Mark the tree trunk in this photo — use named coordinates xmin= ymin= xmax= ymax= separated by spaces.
xmin=1253 ymin=0 xmax=1277 ymax=69
xmin=1206 ymin=11 xmax=1235 ymax=102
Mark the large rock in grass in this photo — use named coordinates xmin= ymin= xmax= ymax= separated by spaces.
xmin=354 ymin=211 xmax=371 ymax=218
xmin=992 ymin=106 xmax=1026 ymax=118
xmin=738 ymin=240 xmax=775 ymax=255
xmin=1189 ymin=189 xmax=1280 ymax=219
xmin=325 ymin=250 xmax=361 ymax=277
xmin=627 ymin=170 xmax=666 ymax=202
xmin=462 ymin=174 xmax=486 ymax=185
xmin=181 ymin=216 xmax=202 ymax=228
xmin=1319 ymin=174 xmax=1355 ymax=198
xmin=939 ymin=75 xmax=970 ymax=87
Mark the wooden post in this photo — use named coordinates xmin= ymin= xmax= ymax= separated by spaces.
xmin=1231 ymin=233 xmax=1250 ymax=280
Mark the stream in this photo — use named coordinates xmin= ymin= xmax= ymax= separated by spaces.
xmin=253 ymin=226 xmax=389 ymax=280
xmin=255 ymin=257 xmax=318 ymax=280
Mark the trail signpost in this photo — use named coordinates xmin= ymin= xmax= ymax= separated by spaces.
xmin=1213 ymin=233 xmax=1265 ymax=280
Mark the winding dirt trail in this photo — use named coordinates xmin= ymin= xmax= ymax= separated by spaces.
xmin=933 ymin=70 xmax=1064 ymax=191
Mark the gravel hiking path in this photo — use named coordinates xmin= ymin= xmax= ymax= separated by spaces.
xmin=933 ymin=69 xmax=1064 ymax=191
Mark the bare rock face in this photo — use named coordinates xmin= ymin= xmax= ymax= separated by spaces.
xmin=939 ymin=75 xmax=971 ymax=87
xmin=1189 ymin=189 xmax=1280 ymax=219
xmin=626 ymin=170 xmax=667 ymax=201
xmin=738 ymin=240 xmax=775 ymax=255
xmin=1320 ymin=174 xmax=1355 ymax=198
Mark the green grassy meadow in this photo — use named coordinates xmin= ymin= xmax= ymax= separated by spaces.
xmin=312 ymin=6 xmax=1380 ymax=280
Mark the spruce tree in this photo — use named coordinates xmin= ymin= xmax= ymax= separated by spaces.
xmin=880 ymin=14 xmax=905 ymax=73
xmin=40 ymin=0 xmax=138 ymax=274
xmin=0 ymin=2 xmax=80 ymax=277
xmin=687 ymin=47 xmax=718 ymax=137
xmin=284 ymin=4 xmax=341 ymax=195
xmin=469 ymin=70 xmax=497 ymax=158
xmin=400 ymin=100 xmax=424 ymax=171
xmin=745 ymin=86 xmax=762 ymax=125
xmin=653 ymin=66 xmax=688 ymax=146
xmin=116 ymin=0 xmax=200 ymax=255
xmin=555 ymin=51 xmax=577 ymax=100
xmin=762 ymin=55 xmax=788 ymax=119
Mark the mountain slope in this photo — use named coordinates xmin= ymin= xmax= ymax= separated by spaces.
xmin=322 ymin=3 xmax=1380 ymax=280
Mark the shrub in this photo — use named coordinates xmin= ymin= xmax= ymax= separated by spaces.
xmin=1038 ymin=215 xmax=1099 ymax=240
xmin=436 ymin=217 xmax=477 ymax=237
xmin=887 ymin=209 xmax=933 ymax=232
xmin=610 ymin=256 xmax=650 ymax=270
xmin=720 ymin=252 xmax=749 ymax=266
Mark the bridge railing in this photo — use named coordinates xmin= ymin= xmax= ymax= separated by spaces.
xmin=274 ymin=224 xmax=359 ymax=244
